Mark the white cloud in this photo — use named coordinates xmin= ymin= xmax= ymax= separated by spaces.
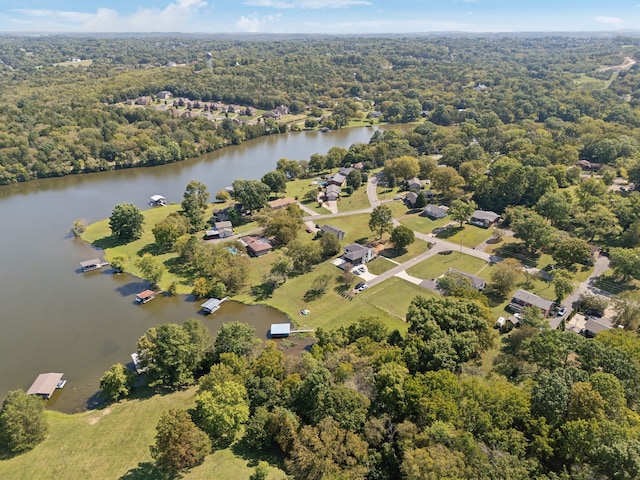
xmin=11 ymin=0 xmax=208 ymax=32
xmin=594 ymin=16 xmax=624 ymax=25
xmin=244 ymin=0 xmax=371 ymax=9
xmin=236 ymin=14 xmax=281 ymax=32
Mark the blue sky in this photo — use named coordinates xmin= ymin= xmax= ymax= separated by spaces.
xmin=1 ymin=0 xmax=639 ymax=34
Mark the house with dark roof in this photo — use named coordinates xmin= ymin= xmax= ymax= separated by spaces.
xmin=509 ymin=289 xmax=554 ymax=317
xmin=404 ymin=192 xmax=419 ymax=208
xmin=445 ymin=268 xmax=486 ymax=291
xmin=421 ymin=204 xmax=448 ymax=219
xmin=584 ymin=317 xmax=613 ymax=337
xmin=469 ymin=210 xmax=500 ymax=228
xmin=327 ymin=173 xmax=346 ymax=187
xmin=204 ymin=221 xmax=234 ymax=239
xmin=576 ymin=160 xmax=602 ymax=172
xmin=320 ymin=224 xmax=346 ymax=241
xmin=156 ymin=90 xmax=173 ymax=100
xmin=407 ymin=177 xmax=422 ymax=191
xmin=325 ymin=184 xmax=341 ymax=202
xmin=243 ymin=236 xmax=272 ymax=257
xmin=343 ymin=243 xmax=375 ymax=265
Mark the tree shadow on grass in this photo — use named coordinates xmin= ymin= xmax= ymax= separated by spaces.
xmin=137 ymin=243 xmax=166 ymax=257
xmin=379 ymin=247 xmax=407 ymax=260
xmin=231 ymin=439 xmax=287 ymax=471
xmin=93 ymin=235 xmax=128 ymax=250
xmin=120 ymin=462 xmax=177 ymax=480
xmin=251 ymin=282 xmax=276 ymax=301
xmin=435 ymin=225 xmax=463 ymax=240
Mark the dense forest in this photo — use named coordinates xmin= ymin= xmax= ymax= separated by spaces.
xmin=0 ymin=35 xmax=639 ymax=184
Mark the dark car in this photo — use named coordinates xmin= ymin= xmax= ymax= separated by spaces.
xmin=355 ymin=282 xmax=365 ymax=290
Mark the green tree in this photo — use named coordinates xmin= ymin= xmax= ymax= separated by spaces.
xmin=150 ymin=408 xmax=211 ymax=474
xmin=193 ymin=381 xmax=250 ymax=444
xmin=553 ymin=269 xmax=575 ymax=303
xmin=489 ymin=258 xmax=521 ymax=297
xmin=215 ymin=189 xmax=230 ymax=202
xmin=432 ymin=166 xmax=465 ymax=201
xmin=552 ymin=235 xmax=592 ymax=268
xmin=213 ymin=322 xmax=259 ymax=361
xmin=385 ymin=155 xmax=420 ymax=181
xmin=231 ymin=179 xmax=271 ymax=213
xmin=509 ymin=207 xmax=554 ymax=254
xmin=609 ymin=248 xmax=640 ymax=282
xmin=70 ymin=219 xmax=87 ymax=236
xmin=261 ymin=170 xmax=287 ymax=195
xmin=574 ymin=204 xmax=622 ymax=243
xmin=346 ymin=169 xmax=362 ymax=190
xmin=319 ymin=231 xmax=341 ymax=257
xmin=369 ymin=205 xmax=394 ymax=239
xmin=152 ymin=213 xmax=188 ymax=250
xmin=261 ymin=204 xmax=304 ymax=246
xmin=437 ymin=271 xmax=475 ymax=297
xmin=135 ymin=253 xmax=165 ymax=287
xmin=0 ymin=390 xmax=48 ymax=453
xmin=448 ymin=199 xmax=476 ymax=226
xmin=109 ymin=203 xmax=144 ymax=242
xmin=137 ymin=321 xmax=211 ymax=388
xmin=181 ymin=180 xmax=210 ymax=231
xmin=536 ymin=190 xmax=573 ymax=226
xmin=390 ymin=225 xmax=415 ymax=251
xmin=98 ymin=363 xmax=135 ymax=403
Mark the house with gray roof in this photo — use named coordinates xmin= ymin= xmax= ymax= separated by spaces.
xmin=343 ymin=243 xmax=375 ymax=265
xmin=327 ymin=173 xmax=346 ymax=187
xmin=404 ymin=192 xmax=419 ymax=208
xmin=445 ymin=268 xmax=486 ymax=291
xmin=509 ymin=289 xmax=554 ymax=317
xmin=421 ymin=204 xmax=448 ymax=219
xmin=470 ymin=210 xmax=500 ymax=228
xmin=325 ymin=184 xmax=342 ymax=202
xmin=320 ymin=224 xmax=346 ymax=241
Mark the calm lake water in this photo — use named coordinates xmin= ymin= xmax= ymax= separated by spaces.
xmin=0 ymin=126 xmax=405 ymax=412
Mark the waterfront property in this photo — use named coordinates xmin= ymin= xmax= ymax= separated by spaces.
xmin=80 ymin=258 xmax=108 ymax=272
xmin=200 ymin=297 xmax=227 ymax=314
xmin=135 ymin=290 xmax=156 ymax=304
xmin=27 ymin=372 xmax=66 ymax=399
xmin=130 ymin=352 xmax=148 ymax=374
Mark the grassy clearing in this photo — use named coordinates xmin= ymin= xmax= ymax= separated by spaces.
xmin=337 ymin=186 xmax=371 ymax=212
xmin=436 ymin=224 xmax=494 ymax=249
xmin=319 ymin=214 xmax=373 ymax=243
xmin=406 ymin=253 xmax=488 ymax=281
xmin=0 ymin=389 xmax=286 ymax=480
xmin=235 ymin=261 xmax=410 ymax=332
xmin=378 ymin=238 xmax=431 ymax=264
xmin=366 ymin=257 xmax=398 ymax=275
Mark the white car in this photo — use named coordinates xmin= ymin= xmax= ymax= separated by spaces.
xmin=357 ymin=283 xmax=369 ymax=292
xmin=557 ymin=307 xmax=567 ymax=317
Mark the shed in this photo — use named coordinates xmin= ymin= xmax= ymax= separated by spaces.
xmin=270 ymin=323 xmax=291 ymax=338
xmin=27 ymin=373 xmax=65 ymax=399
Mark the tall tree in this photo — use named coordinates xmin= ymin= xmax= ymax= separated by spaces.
xmin=369 ymin=205 xmax=394 ymax=239
xmin=181 ymin=180 xmax=209 ymax=231
xmin=261 ymin=170 xmax=287 ymax=195
xmin=231 ymin=179 xmax=271 ymax=213
xmin=109 ymin=203 xmax=144 ymax=242
xmin=489 ymin=258 xmax=522 ymax=297
xmin=135 ymin=253 xmax=165 ymax=287
xmin=150 ymin=408 xmax=211 ymax=474
xmin=0 ymin=390 xmax=48 ymax=453
xmin=98 ymin=363 xmax=136 ymax=403
xmin=448 ymin=199 xmax=477 ymax=226
xmin=509 ymin=207 xmax=554 ymax=254
xmin=193 ymin=381 xmax=250 ymax=444
xmin=390 ymin=225 xmax=415 ymax=251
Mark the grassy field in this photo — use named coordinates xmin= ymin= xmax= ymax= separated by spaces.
xmin=337 ymin=186 xmax=371 ymax=212
xmin=406 ymin=252 xmax=489 ymax=281
xmin=366 ymin=256 xmax=398 ymax=275
xmin=0 ymin=389 xmax=286 ymax=480
xmin=436 ymin=224 xmax=494 ymax=249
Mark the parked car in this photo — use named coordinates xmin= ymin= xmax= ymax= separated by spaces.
xmin=557 ymin=307 xmax=567 ymax=317
xmin=355 ymin=282 xmax=365 ymax=290
xmin=357 ymin=283 xmax=369 ymax=292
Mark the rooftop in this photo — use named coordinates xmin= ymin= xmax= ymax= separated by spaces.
xmin=27 ymin=372 xmax=64 ymax=398
xmin=512 ymin=289 xmax=554 ymax=311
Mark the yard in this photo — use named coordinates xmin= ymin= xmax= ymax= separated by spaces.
xmin=406 ymin=252 xmax=489 ymax=282
xmin=436 ymin=224 xmax=495 ymax=249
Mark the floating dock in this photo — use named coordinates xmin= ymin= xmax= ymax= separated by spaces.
xmin=200 ymin=296 xmax=228 ymax=314
xmin=135 ymin=290 xmax=156 ymax=304
xmin=26 ymin=372 xmax=66 ymax=399
xmin=80 ymin=258 xmax=109 ymax=272
xmin=269 ymin=323 xmax=315 ymax=338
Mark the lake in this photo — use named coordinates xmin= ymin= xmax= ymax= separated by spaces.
xmin=0 ymin=125 xmax=405 ymax=412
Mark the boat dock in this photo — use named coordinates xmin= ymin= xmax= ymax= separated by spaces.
xmin=26 ymin=372 xmax=66 ymax=399
xmin=135 ymin=290 xmax=156 ymax=304
xmin=200 ymin=296 xmax=228 ymax=314
xmin=80 ymin=258 xmax=109 ymax=272
xmin=269 ymin=323 xmax=314 ymax=338
xmin=130 ymin=352 xmax=148 ymax=374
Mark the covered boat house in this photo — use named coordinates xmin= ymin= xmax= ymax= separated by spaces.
xmin=135 ymin=290 xmax=156 ymax=304
xmin=27 ymin=372 xmax=66 ymax=399
xmin=201 ymin=297 xmax=226 ymax=314
xmin=270 ymin=323 xmax=292 ymax=338
xmin=149 ymin=195 xmax=167 ymax=207
xmin=80 ymin=258 xmax=107 ymax=272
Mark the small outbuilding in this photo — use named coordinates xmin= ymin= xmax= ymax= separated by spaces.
xmin=80 ymin=258 xmax=105 ymax=272
xmin=149 ymin=195 xmax=167 ymax=207
xmin=27 ymin=373 xmax=66 ymax=399
xmin=201 ymin=297 xmax=226 ymax=314
xmin=136 ymin=290 xmax=156 ymax=304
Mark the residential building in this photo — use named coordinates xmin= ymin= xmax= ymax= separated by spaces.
xmin=421 ymin=204 xmax=448 ymax=219
xmin=320 ymin=224 xmax=346 ymax=241
xmin=509 ymin=289 xmax=554 ymax=317
xmin=343 ymin=243 xmax=375 ymax=265
xmin=469 ymin=210 xmax=500 ymax=228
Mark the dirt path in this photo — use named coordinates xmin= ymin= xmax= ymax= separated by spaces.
xmin=598 ymin=56 xmax=636 ymax=72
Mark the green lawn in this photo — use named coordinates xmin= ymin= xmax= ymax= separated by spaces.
xmin=437 ymin=224 xmax=494 ymax=249
xmin=406 ymin=253 xmax=489 ymax=282
xmin=366 ymin=257 xmax=398 ymax=275
xmin=235 ymin=261 xmax=417 ymax=332
xmin=378 ymin=238 xmax=431 ymax=264
xmin=337 ymin=186 xmax=371 ymax=212
xmin=0 ymin=388 xmax=286 ymax=480
xmin=318 ymin=214 xmax=374 ymax=244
